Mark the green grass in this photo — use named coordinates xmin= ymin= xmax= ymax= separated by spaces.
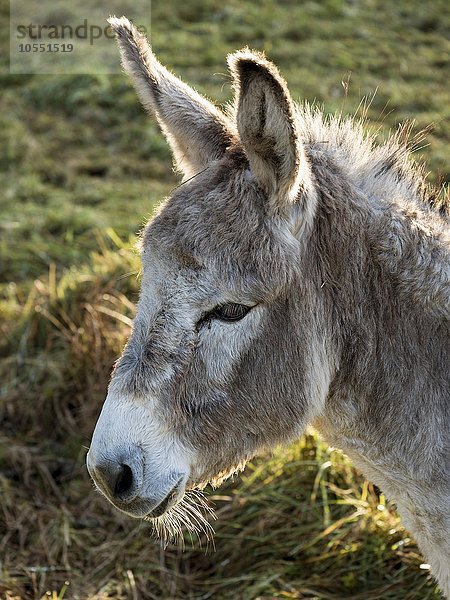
xmin=0 ymin=0 xmax=448 ymax=597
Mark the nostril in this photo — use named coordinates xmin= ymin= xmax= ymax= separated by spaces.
xmin=114 ymin=464 xmax=134 ymax=498
xmin=88 ymin=450 xmax=144 ymax=505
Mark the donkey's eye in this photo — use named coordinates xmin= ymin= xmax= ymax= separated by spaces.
xmin=211 ymin=302 xmax=252 ymax=322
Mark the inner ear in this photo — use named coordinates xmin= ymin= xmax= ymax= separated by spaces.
xmin=229 ymin=49 xmax=304 ymax=205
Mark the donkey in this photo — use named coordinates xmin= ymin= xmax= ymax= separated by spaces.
xmin=87 ymin=16 xmax=450 ymax=596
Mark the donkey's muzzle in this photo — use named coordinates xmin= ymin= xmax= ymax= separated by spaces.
xmin=86 ymin=446 xmax=185 ymax=518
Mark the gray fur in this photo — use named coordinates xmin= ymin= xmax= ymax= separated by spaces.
xmin=90 ymin=16 xmax=449 ymax=596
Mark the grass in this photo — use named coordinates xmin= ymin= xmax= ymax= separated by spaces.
xmin=0 ymin=0 xmax=448 ymax=597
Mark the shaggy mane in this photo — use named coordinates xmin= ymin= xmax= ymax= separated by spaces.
xmin=296 ymin=104 xmax=449 ymax=319
xmin=298 ymin=104 xmax=448 ymax=221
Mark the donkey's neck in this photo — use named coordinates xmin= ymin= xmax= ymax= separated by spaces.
xmin=302 ymin=112 xmax=449 ymax=320
xmin=307 ymin=146 xmax=449 ymax=482
xmin=307 ymin=149 xmax=450 ymax=592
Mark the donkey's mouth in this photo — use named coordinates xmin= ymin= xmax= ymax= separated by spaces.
xmin=145 ymin=483 xmax=182 ymax=518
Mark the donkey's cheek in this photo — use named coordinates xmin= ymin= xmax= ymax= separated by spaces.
xmin=197 ymin=307 xmax=265 ymax=383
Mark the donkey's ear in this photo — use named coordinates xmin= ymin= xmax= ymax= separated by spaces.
xmin=228 ymin=49 xmax=305 ymax=205
xmin=108 ymin=16 xmax=235 ymax=178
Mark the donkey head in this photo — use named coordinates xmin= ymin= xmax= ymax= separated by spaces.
xmin=87 ymin=17 xmax=333 ymax=535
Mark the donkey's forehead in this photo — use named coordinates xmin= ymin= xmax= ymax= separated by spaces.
xmin=140 ymin=155 xmax=300 ymax=297
xmin=143 ymin=160 xmax=265 ymax=264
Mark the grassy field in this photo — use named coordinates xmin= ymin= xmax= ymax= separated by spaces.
xmin=0 ymin=0 xmax=448 ymax=598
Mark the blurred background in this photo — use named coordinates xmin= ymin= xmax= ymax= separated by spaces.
xmin=0 ymin=0 xmax=448 ymax=598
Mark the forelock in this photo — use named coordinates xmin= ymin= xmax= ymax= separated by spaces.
xmin=143 ymin=150 xmax=301 ymax=295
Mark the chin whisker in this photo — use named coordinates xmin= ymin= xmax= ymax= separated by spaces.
xmin=146 ymin=488 xmax=216 ymax=551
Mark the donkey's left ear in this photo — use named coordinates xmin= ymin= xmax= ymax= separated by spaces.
xmin=228 ymin=49 xmax=306 ymax=206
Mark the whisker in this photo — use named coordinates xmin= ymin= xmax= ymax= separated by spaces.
xmin=144 ymin=486 xmax=217 ymax=552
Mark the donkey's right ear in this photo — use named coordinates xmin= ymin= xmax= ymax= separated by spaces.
xmin=228 ymin=49 xmax=306 ymax=209
xmin=108 ymin=16 xmax=236 ymax=179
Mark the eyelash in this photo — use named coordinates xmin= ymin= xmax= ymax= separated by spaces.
xmin=198 ymin=302 xmax=253 ymax=327
xmin=211 ymin=303 xmax=252 ymax=322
